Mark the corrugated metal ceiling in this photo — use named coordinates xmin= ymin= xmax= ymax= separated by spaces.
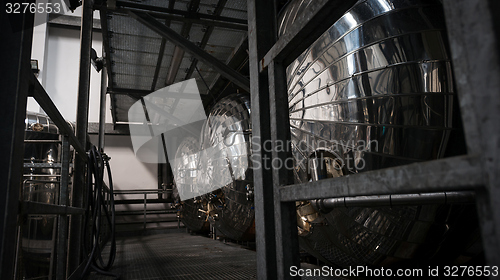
xmin=104 ymin=0 xmax=247 ymax=123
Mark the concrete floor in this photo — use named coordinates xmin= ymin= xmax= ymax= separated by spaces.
xmin=90 ymin=231 xmax=257 ymax=280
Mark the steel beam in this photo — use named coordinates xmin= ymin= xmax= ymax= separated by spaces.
xmin=311 ymin=191 xmax=476 ymax=210
xmin=184 ymin=0 xmax=228 ymax=79
xmin=280 ymin=155 xmax=482 ymax=202
xmin=99 ymin=7 xmax=116 ymax=125
xmin=203 ymin=36 xmax=248 ymax=108
xmin=48 ymin=13 xmax=101 ymax=31
xmin=151 ymin=0 xmax=176 ymax=91
xmin=268 ymin=60 xmax=300 ymax=279
xmin=442 ymin=0 xmax=500 ymax=270
xmin=247 ymin=1 xmax=279 ymax=279
xmin=31 ymin=76 xmax=86 ymax=159
xmin=128 ymin=10 xmax=250 ymax=93
xmin=56 ymin=135 xmax=71 ymax=279
xmin=21 ymin=201 xmax=85 ymax=215
xmin=260 ymin=0 xmax=357 ymax=71
xmin=113 ymin=8 xmax=248 ymax=31
xmin=0 ymin=6 xmax=35 ymax=278
xmin=69 ymin=0 xmax=94 ymax=274
xmin=116 ymin=1 xmax=247 ymax=26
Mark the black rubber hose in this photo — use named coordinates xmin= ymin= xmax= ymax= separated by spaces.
xmin=81 ymin=146 xmax=118 ymax=279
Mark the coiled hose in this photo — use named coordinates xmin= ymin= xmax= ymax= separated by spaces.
xmin=81 ymin=146 xmax=118 ymax=279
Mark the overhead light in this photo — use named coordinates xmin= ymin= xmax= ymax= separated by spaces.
xmin=91 ymin=48 xmax=104 ymax=73
xmin=31 ymin=59 xmax=39 ymax=76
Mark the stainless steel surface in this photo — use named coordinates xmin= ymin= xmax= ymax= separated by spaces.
xmin=172 ymin=136 xmax=210 ymax=233
xmin=199 ymin=94 xmax=255 ymax=241
xmin=277 ymin=0 xmax=313 ymax=38
xmin=20 ymin=112 xmax=63 ymax=279
xmin=171 ymin=94 xmax=255 ymax=240
xmin=282 ymin=0 xmax=477 ymax=268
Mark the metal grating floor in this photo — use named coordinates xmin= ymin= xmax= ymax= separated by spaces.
xmin=90 ymin=232 xmax=257 ymax=280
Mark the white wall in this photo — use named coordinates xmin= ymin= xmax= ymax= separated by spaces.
xmin=89 ymin=135 xmax=158 ymax=193
xmin=44 ymin=26 xmax=110 ymax=123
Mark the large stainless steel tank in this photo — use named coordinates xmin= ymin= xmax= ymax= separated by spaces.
xmin=172 ymin=94 xmax=255 ymax=240
xmin=199 ymin=94 xmax=255 ymax=241
xmin=172 ymin=136 xmax=210 ymax=233
xmin=282 ymin=0 xmax=478 ymax=266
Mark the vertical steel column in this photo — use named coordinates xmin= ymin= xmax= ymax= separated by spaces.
xmin=268 ymin=60 xmax=300 ymax=279
xmin=0 ymin=5 xmax=35 ymax=279
xmin=247 ymin=0 xmax=277 ymax=278
xmin=69 ymin=0 xmax=94 ymax=274
xmin=56 ymin=135 xmax=71 ymax=279
xmin=442 ymin=0 xmax=500 ymax=269
xmin=98 ymin=64 xmax=107 ymax=151
xmin=248 ymin=1 xmax=299 ymax=279
xmin=56 ymin=135 xmax=70 ymax=279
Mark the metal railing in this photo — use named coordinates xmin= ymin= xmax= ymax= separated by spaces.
xmin=113 ymin=189 xmax=180 ymax=230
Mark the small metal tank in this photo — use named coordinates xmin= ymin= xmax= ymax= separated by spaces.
xmin=281 ymin=0 xmax=479 ymax=267
xmin=20 ymin=112 xmax=68 ymax=278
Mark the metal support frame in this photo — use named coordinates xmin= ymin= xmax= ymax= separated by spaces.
xmin=99 ymin=7 xmax=116 ymax=126
xmin=184 ymin=0 xmax=228 ymax=80
xmin=441 ymin=0 xmax=500 ymax=267
xmin=247 ymin=1 xmax=284 ymax=279
xmin=128 ymin=10 xmax=250 ymax=93
xmin=56 ymin=135 xmax=71 ymax=279
xmin=164 ymin=0 xmax=200 ymax=86
xmin=248 ymin=0 xmax=500 ymax=279
xmin=48 ymin=13 xmax=101 ymax=31
xmin=69 ymin=0 xmax=94 ymax=273
xmin=0 ymin=4 xmax=35 ymax=278
xmin=114 ymin=1 xmax=247 ymax=30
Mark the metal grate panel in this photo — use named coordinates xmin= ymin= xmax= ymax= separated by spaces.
xmin=91 ymin=232 xmax=257 ymax=279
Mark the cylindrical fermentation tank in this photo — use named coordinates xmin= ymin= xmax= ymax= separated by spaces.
xmin=281 ymin=0 xmax=480 ymax=267
xmin=172 ymin=136 xmax=210 ymax=233
xmin=173 ymin=94 xmax=255 ymax=241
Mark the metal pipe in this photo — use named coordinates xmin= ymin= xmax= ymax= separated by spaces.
xmin=69 ymin=0 xmax=94 ymax=274
xmin=98 ymin=60 xmax=107 ymax=151
xmin=143 ymin=193 xmax=147 ymax=230
xmin=165 ymin=46 xmax=185 ymax=85
xmin=310 ymin=191 xmax=476 ymax=211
